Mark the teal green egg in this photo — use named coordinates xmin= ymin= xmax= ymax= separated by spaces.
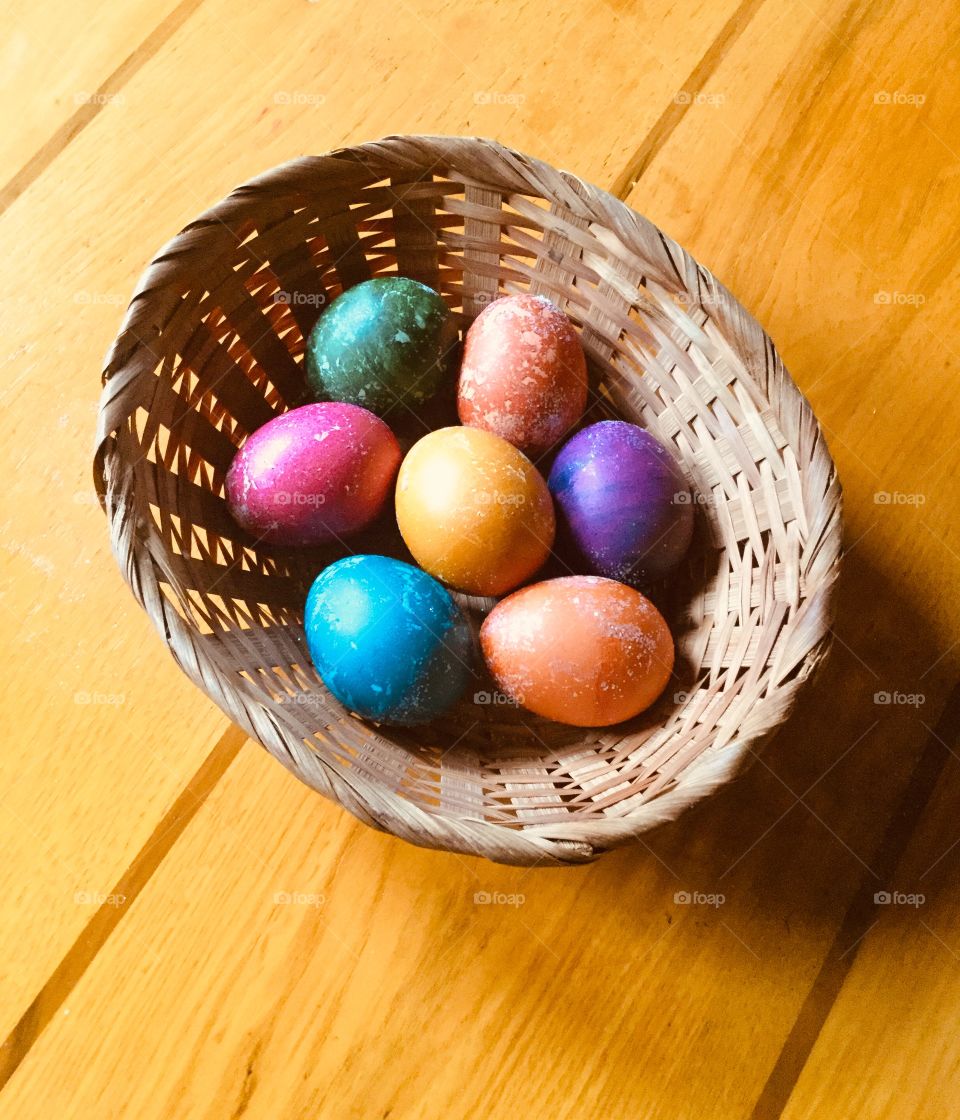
xmin=305 ymin=277 xmax=457 ymax=415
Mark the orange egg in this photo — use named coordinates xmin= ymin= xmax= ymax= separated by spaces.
xmin=480 ymin=576 xmax=674 ymax=726
xmin=395 ymin=426 xmax=555 ymax=596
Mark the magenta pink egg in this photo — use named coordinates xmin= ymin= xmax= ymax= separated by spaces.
xmin=457 ymin=293 xmax=588 ymax=459
xmin=225 ymin=403 xmax=401 ymax=546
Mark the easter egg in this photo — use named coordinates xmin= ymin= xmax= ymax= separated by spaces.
xmin=457 ymin=293 xmax=588 ymax=458
xmin=548 ymin=421 xmax=693 ymax=585
xmin=225 ymin=402 xmax=401 ymax=547
xmin=480 ymin=575 xmax=674 ymax=726
xmin=304 ymin=555 xmax=475 ymax=725
xmin=395 ymin=426 xmax=555 ymax=596
xmin=305 ymin=277 xmax=458 ymax=414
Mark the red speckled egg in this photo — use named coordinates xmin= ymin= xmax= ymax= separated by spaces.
xmin=457 ymin=293 xmax=588 ymax=459
xmin=225 ymin=402 xmax=401 ymax=546
xmin=480 ymin=575 xmax=674 ymax=726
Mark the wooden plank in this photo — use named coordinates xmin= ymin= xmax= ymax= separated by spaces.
xmin=778 ymin=684 xmax=960 ymax=1120
xmin=0 ymin=727 xmax=246 ymax=1088
xmin=5 ymin=1 xmax=960 ymax=1116
xmin=624 ymin=2 xmax=960 ymax=686
xmin=779 ymin=680 xmax=958 ymax=1120
xmin=0 ymin=573 xmax=231 ymax=1048
xmin=0 ymin=0 xmax=190 ymax=205
xmin=0 ymin=745 xmax=840 ymax=1120
xmin=0 ymin=0 xmax=749 ymax=1076
xmin=621 ymin=0 xmax=960 ymax=1113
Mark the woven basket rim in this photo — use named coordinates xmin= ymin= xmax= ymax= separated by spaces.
xmin=94 ymin=134 xmax=843 ymax=865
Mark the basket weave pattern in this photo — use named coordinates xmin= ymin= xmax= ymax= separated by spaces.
xmin=95 ymin=136 xmax=842 ymax=865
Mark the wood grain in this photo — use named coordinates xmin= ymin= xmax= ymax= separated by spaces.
xmin=0 ymin=727 xmax=246 ymax=1088
xmin=780 ymin=685 xmax=960 ymax=1120
xmin=768 ymin=682 xmax=960 ymax=1120
xmin=1 ymin=0 xmax=958 ymax=1115
xmin=0 ymin=0 xmax=747 ymax=1078
xmin=0 ymin=745 xmax=836 ymax=1120
xmin=0 ymin=0 xmax=196 ymax=211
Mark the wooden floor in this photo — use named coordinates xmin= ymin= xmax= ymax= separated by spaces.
xmin=2 ymin=1 xmax=959 ymax=1116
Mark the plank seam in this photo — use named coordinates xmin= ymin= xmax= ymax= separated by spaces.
xmin=749 ymin=681 xmax=960 ymax=1120
xmin=0 ymin=725 xmax=246 ymax=1091
xmin=0 ymin=0 xmax=208 ymax=217
xmin=609 ymin=0 xmax=770 ymax=199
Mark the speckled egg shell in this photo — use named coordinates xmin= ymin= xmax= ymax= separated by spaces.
xmin=548 ymin=421 xmax=693 ymax=585
xmin=225 ymin=403 xmax=401 ymax=547
xmin=457 ymin=293 xmax=588 ymax=458
xmin=480 ymin=575 xmax=674 ymax=727
xmin=305 ymin=277 xmax=458 ymax=415
xmin=395 ymin=426 xmax=555 ymax=597
xmin=304 ymin=555 xmax=475 ymax=725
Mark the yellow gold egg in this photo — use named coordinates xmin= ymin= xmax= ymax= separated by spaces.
xmin=395 ymin=426 xmax=555 ymax=596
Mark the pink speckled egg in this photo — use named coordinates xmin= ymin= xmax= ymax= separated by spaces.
xmin=225 ymin=403 xmax=401 ymax=546
xmin=480 ymin=575 xmax=674 ymax=727
xmin=457 ymin=293 xmax=588 ymax=459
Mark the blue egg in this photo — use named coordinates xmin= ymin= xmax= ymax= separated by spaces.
xmin=304 ymin=555 xmax=475 ymax=725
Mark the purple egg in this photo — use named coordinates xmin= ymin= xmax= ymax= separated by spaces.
xmin=225 ymin=402 xmax=401 ymax=547
xmin=547 ymin=421 xmax=693 ymax=585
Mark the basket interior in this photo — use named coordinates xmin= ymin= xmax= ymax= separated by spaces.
xmin=101 ymin=148 xmax=834 ymax=836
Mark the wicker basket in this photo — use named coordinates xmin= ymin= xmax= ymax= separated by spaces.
xmin=94 ymin=135 xmax=842 ymax=866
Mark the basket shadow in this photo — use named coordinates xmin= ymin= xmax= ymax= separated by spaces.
xmin=364 ymin=541 xmax=953 ymax=1086
xmin=526 ymin=539 xmax=946 ymax=931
